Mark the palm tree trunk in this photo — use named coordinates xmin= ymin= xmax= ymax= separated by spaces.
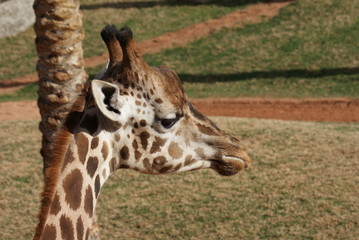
xmin=33 ymin=1 xmax=100 ymax=239
xmin=33 ymin=0 xmax=86 ymax=168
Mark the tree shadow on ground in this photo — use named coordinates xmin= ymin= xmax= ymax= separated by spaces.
xmin=81 ymin=0 xmax=288 ymax=10
xmin=177 ymin=67 xmax=359 ymax=83
xmin=87 ymin=67 xmax=359 ymax=83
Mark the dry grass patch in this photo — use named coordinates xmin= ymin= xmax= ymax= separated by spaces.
xmin=0 ymin=118 xmax=358 ymax=239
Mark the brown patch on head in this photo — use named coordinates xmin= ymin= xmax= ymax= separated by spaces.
xmin=119 ymin=163 xmax=130 ymax=169
xmin=155 ymin=66 xmax=186 ymax=108
xmin=139 ymin=119 xmax=147 ymax=127
xmin=40 ymin=225 xmax=56 ymax=240
xmin=76 ymin=216 xmax=84 ymax=240
xmin=168 ymin=142 xmax=183 ymax=159
xmin=60 ymin=215 xmax=74 ymax=240
xmin=114 ymin=133 xmax=121 ymax=142
xmin=135 ymin=150 xmax=142 ymax=161
xmin=61 ymin=148 xmax=75 ymax=172
xmin=195 ymin=147 xmax=204 ymax=157
xmin=80 ymin=114 xmax=99 ymax=135
xmin=94 ymin=175 xmax=101 ymax=199
xmin=86 ymin=157 xmax=99 ymax=178
xmin=109 ymin=157 xmax=117 ymax=172
xmin=189 ymin=103 xmax=206 ymax=121
xmin=184 ymin=155 xmax=196 ymax=166
xmin=84 ymin=185 xmax=93 ymax=217
xmin=63 ymin=169 xmax=83 ymax=210
xmin=153 ymin=156 xmax=167 ymax=171
xmin=155 ymin=98 xmax=163 ymax=104
xmin=173 ymin=163 xmax=182 ymax=172
xmin=135 ymin=100 xmax=142 ymax=106
xmin=50 ymin=193 xmax=61 ymax=216
xmin=159 ymin=165 xmax=172 ymax=173
xmin=150 ymin=136 xmax=167 ymax=154
xmin=75 ymin=133 xmax=89 ymax=164
xmin=139 ymin=131 xmax=150 ymax=150
xmin=132 ymin=139 xmax=138 ymax=150
xmin=101 ymin=142 xmax=109 ymax=160
xmin=143 ymin=158 xmax=152 ymax=172
xmin=120 ymin=145 xmax=130 ymax=160
xmin=196 ymin=122 xmax=220 ymax=136
xmin=91 ymin=137 xmax=99 ymax=149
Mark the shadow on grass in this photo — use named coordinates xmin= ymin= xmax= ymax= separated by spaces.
xmin=177 ymin=67 xmax=359 ymax=83
xmin=80 ymin=0 xmax=287 ymax=10
xmin=87 ymin=67 xmax=359 ymax=82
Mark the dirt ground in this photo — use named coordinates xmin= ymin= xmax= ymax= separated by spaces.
xmin=1 ymin=98 xmax=358 ymax=122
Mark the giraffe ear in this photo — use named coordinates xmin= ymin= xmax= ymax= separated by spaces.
xmin=91 ymin=80 xmax=124 ymax=122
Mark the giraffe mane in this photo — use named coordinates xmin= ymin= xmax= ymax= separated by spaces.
xmin=33 ymin=87 xmax=88 ymax=240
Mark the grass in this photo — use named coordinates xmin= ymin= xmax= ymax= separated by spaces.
xmin=142 ymin=0 xmax=359 ymax=98
xmin=0 ymin=0 xmax=250 ymax=82
xmin=1 ymin=0 xmax=358 ymax=101
xmin=1 ymin=118 xmax=358 ymax=239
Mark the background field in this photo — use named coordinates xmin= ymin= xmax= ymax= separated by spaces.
xmin=0 ymin=0 xmax=359 ymax=239
xmin=1 ymin=118 xmax=358 ymax=239
xmin=0 ymin=0 xmax=358 ymax=101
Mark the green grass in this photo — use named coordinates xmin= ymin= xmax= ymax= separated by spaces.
xmin=0 ymin=83 xmax=38 ymax=102
xmin=1 ymin=0 xmax=358 ymax=101
xmin=1 ymin=118 xmax=358 ymax=239
xmin=143 ymin=0 xmax=359 ymax=98
xmin=0 ymin=0 xmax=250 ymax=82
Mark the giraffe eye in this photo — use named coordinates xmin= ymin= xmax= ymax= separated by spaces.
xmin=160 ymin=113 xmax=181 ymax=129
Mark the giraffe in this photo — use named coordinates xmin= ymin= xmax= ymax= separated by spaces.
xmin=33 ymin=25 xmax=252 ymax=240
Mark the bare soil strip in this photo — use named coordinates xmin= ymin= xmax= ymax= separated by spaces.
xmin=1 ymin=98 xmax=358 ymax=122
xmin=0 ymin=1 xmax=291 ymax=94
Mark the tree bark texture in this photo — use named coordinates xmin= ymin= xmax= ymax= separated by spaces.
xmin=33 ymin=1 xmax=101 ymax=239
xmin=33 ymin=0 xmax=87 ymax=169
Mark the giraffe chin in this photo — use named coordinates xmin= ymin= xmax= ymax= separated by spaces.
xmin=210 ymin=156 xmax=250 ymax=176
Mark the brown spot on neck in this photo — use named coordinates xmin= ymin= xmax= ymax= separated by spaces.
xmin=86 ymin=157 xmax=99 ymax=178
xmin=49 ymin=193 xmax=61 ymax=216
xmin=91 ymin=137 xmax=99 ymax=149
xmin=61 ymin=148 xmax=75 ymax=172
xmin=75 ymin=133 xmax=89 ymax=164
xmin=63 ymin=169 xmax=83 ymax=210
xmin=101 ymin=142 xmax=109 ymax=160
xmin=94 ymin=175 xmax=101 ymax=199
xmin=84 ymin=185 xmax=94 ymax=218
xmin=40 ymin=225 xmax=57 ymax=240
xmin=76 ymin=216 xmax=84 ymax=240
xmin=60 ymin=215 xmax=75 ymax=240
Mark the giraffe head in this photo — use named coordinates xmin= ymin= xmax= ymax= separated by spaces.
xmin=89 ymin=25 xmax=251 ymax=176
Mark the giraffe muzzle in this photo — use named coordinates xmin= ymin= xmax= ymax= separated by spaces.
xmin=210 ymin=152 xmax=251 ymax=176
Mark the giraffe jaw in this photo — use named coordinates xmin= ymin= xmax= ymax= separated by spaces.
xmin=210 ymin=155 xmax=251 ymax=176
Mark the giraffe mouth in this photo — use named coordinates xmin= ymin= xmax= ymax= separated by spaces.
xmin=210 ymin=155 xmax=251 ymax=176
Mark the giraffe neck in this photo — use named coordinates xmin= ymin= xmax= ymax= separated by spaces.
xmin=34 ymin=96 xmax=120 ymax=240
